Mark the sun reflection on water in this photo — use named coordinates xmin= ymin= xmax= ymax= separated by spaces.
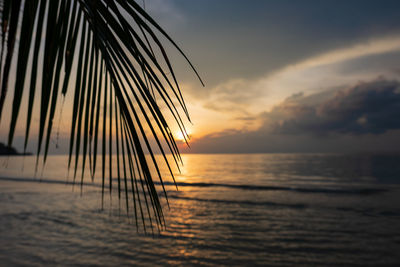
xmin=1 ymin=153 xmax=400 ymax=265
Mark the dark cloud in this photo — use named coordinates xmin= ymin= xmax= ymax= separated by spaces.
xmin=264 ymin=79 xmax=400 ymax=135
xmin=184 ymin=79 xmax=400 ymax=153
xmin=183 ymin=128 xmax=400 ymax=154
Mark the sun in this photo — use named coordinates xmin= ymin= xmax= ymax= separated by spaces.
xmin=175 ymin=129 xmax=192 ymax=142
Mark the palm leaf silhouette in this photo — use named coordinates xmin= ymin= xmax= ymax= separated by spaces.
xmin=0 ymin=0 xmax=203 ymax=232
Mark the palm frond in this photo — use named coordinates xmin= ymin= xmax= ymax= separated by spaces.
xmin=0 ymin=0 xmax=202 ymax=231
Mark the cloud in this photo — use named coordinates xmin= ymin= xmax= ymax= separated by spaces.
xmin=263 ymin=78 xmax=400 ymax=135
xmin=194 ymin=35 xmax=400 ymax=120
xmin=184 ymin=78 xmax=400 ymax=153
xmin=162 ymin=0 xmax=400 ymax=88
xmin=182 ymin=128 xmax=400 ymax=154
xmin=290 ymin=36 xmax=400 ymax=70
xmin=177 ymin=35 xmax=400 ymax=149
xmin=202 ymin=79 xmax=268 ymax=114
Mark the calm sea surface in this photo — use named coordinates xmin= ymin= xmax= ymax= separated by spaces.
xmin=1 ymin=153 xmax=400 ymax=266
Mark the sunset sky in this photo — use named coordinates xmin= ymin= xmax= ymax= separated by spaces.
xmin=3 ymin=0 xmax=400 ymax=154
xmin=147 ymin=0 xmax=400 ymax=153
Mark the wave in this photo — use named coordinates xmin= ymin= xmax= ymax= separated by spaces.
xmin=163 ymin=181 xmax=388 ymax=195
xmin=167 ymin=195 xmax=400 ymax=217
xmin=168 ymin=195 xmax=307 ymax=209
xmin=0 ymin=176 xmax=388 ymax=195
xmin=0 ymin=176 xmax=100 ymax=187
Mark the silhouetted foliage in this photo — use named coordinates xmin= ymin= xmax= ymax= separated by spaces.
xmin=0 ymin=0 xmax=202 ymax=232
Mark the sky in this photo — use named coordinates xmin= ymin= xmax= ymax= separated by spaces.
xmin=143 ymin=0 xmax=400 ymax=153
xmin=2 ymin=0 xmax=400 ymax=154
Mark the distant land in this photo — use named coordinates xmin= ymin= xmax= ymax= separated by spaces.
xmin=0 ymin=143 xmax=31 ymax=156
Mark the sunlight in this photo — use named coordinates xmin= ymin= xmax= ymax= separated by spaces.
xmin=175 ymin=129 xmax=192 ymax=142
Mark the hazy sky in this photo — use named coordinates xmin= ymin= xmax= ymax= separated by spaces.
xmin=3 ymin=0 xmax=400 ymax=154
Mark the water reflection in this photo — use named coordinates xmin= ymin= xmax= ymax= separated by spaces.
xmin=1 ymin=153 xmax=400 ymax=265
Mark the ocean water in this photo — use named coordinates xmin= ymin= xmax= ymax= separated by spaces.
xmin=0 ymin=153 xmax=400 ymax=266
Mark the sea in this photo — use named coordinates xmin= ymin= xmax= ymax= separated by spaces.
xmin=0 ymin=153 xmax=399 ymax=266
